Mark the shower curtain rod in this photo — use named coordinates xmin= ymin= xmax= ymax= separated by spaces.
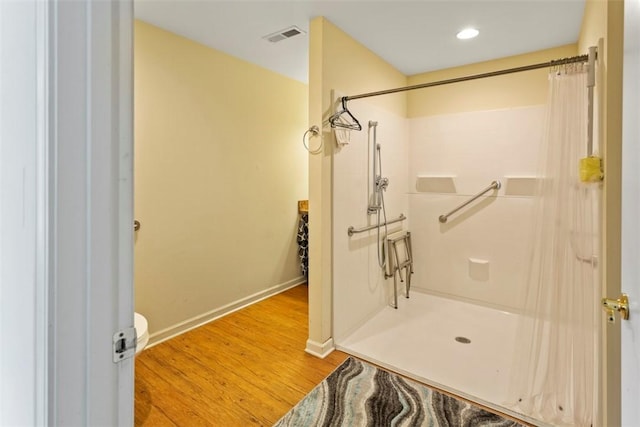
xmin=344 ymin=51 xmax=594 ymax=102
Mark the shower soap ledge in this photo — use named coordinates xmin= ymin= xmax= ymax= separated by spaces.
xmin=415 ymin=176 xmax=456 ymax=193
xmin=468 ymin=258 xmax=490 ymax=282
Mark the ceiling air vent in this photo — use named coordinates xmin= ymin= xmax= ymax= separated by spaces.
xmin=263 ymin=26 xmax=306 ymax=43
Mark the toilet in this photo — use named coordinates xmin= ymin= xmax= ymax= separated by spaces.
xmin=134 ymin=312 xmax=149 ymax=355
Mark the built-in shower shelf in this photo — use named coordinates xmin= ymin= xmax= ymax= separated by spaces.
xmin=416 ymin=176 xmax=457 ymax=193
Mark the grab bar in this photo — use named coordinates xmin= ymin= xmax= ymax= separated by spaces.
xmin=348 ymin=214 xmax=406 ymax=236
xmin=438 ymin=180 xmax=501 ymax=223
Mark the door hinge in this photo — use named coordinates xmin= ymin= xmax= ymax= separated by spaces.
xmin=601 ymin=293 xmax=630 ymax=323
xmin=113 ymin=327 xmax=137 ymax=363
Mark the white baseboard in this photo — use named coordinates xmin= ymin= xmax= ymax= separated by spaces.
xmin=145 ymin=276 xmax=306 ymax=349
xmin=305 ymin=337 xmax=335 ymax=359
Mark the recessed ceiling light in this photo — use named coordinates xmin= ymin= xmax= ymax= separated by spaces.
xmin=456 ymin=28 xmax=479 ymax=40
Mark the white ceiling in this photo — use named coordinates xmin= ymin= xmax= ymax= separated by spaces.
xmin=134 ymin=0 xmax=586 ymax=83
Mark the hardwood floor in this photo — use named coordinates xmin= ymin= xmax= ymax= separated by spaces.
xmin=135 ymin=285 xmax=348 ymax=426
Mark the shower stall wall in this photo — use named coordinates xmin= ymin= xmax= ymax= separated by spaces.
xmin=333 ymin=104 xmax=548 ymax=423
xmin=408 ymin=106 xmax=546 ymax=312
xmin=332 ymin=100 xmax=409 ymax=342
xmin=334 ymin=105 xmax=545 ymax=341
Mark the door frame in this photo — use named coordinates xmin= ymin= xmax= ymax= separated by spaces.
xmin=0 ymin=1 xmax=50 ymax=423
xmin=620 ymin=0 xmax=640 ymax=423
xmin=601 ymin=1 xmax=625 ymax=426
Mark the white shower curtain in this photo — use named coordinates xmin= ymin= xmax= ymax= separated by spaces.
xmin=508 ymin=63 xmax=601 ymax=426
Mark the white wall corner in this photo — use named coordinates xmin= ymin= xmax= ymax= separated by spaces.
xmin=305 ymin=338 xmax=335 ymax=359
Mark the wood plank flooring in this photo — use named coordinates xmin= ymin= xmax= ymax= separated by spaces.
xmin=135 ymin=285 xmax=348 ymax=426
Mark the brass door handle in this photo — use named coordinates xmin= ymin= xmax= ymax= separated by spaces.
xmin=134 ymin=220 xmax=141 ymax=231
xmin=601 ymin=293 xmax=629 ymax=323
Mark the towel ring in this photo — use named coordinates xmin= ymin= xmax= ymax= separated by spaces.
xmin=303 ymin=125 xmax=322 ymax=154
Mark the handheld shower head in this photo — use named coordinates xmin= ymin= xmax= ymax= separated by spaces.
xmin=376 ymin=176 xmax=389 ymax=191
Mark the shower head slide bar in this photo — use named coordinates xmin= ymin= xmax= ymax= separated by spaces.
xmin=348 ymin=213 xmax=406 ymax=236
xmin=438 ymin=180 xmax=501 ymax=224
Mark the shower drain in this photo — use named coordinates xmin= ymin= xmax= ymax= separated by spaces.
xmin=455 ymin=336 xmax=471 ymax=344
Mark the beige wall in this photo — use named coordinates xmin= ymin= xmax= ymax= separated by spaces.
xmin=578 ymin=0 xmax=607 ymax=54
xmin=407 ymin=44 xmax=577 ymax=118
xmin=134 ymin=21 xmax=309 ymax=343
xmin=307 ymin=17 xmax=407 ymax=356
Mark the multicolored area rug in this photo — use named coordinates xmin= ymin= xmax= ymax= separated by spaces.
xmin=274 ymin=357 xmax=525 ymax=427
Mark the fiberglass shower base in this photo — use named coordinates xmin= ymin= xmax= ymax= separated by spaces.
xmin=336 ymin=290 xmax=523 ymax=420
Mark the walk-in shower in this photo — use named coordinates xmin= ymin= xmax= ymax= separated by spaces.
xmin=331 ymin=45 xmax=600 ymax=427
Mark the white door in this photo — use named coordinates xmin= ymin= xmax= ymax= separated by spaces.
xmin=621 ymin=0 xmax=640 ymax=425
xmin=0 ymin=1 xmax=134 ymax=425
